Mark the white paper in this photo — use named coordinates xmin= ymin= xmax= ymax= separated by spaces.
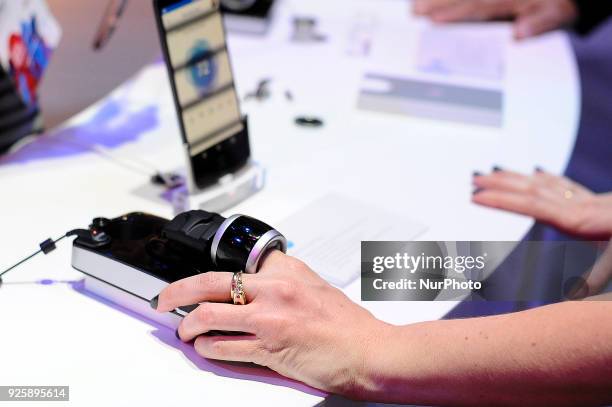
xmin=278 ymin=194 xmax=427 ymax=287
xmin=416 ymin=25 xmax=507 ymax=81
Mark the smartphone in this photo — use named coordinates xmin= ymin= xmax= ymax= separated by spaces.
xmin=153 ymin=0 xmax=250 ymax=190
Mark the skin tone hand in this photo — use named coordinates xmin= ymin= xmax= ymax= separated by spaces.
xmin=157 ymin=251 xmax=612 ymax=406
xmin=413 ymin=0 xmax=579 ymax=40
xmin=156 ymin=250 xmax=390 ymax=395
xmin=472 ymin=168 xmax=612 ymax=239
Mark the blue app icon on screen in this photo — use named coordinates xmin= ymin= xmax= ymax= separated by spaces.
xmin=187 ymin=40 xmax=217 ymax=93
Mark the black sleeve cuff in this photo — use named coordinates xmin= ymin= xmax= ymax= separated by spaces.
xmin=573 ymin=0 xmax=612 ymax=34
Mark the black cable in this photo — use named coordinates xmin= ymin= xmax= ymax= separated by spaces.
xmin=0 ymin=234 xmax=68 ymax=284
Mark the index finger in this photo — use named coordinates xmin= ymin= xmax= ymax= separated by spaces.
xmin=472 ymin=189 xmax=554 ymax=222
xmin=155 ymin=271 xmax=259 ymax=313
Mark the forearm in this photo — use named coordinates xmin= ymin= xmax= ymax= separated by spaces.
xmin=354 ymin=300 xmax=612 ymax=406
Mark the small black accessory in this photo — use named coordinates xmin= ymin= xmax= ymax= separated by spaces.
xmin=295 ymin=116 xmax=324 ymax=128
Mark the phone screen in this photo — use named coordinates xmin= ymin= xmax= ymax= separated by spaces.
xmin=159 ymin=0 xmax=244 ymax=156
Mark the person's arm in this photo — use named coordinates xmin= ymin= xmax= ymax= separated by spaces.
xmin=359 ymin=297 xmax=612 ymax=406
xmin=156 ymin=251 xmax=612 ymax=406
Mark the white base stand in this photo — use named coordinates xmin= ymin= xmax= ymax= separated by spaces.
xmin=189 ymin=161 xmax=266 ymax=213
xmin=82 ymin=276 xmax=181 ymax=330
xmin=131 ymin=161 xmax=265 ymax=215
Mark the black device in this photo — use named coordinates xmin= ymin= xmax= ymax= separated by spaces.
xmin=0 ymin=65 xmax=41 ymax=153
xmin=220 ymin=0 xmax=272 ymax=15
xmin=220 ymin=0 xmax=276 ymax=35
xmin=71 ymin=211 xmax=286 ymax=307
xmin=153 ymin=0 xmax=250 ymax=190
xmin=1 ymin=210 xmax=286 ymax=328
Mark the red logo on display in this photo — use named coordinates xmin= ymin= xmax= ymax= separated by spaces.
xmin=6 ymin=17 xmax=53 ymax=106
xmin=9 ymin=34 xmax=39 ymax=102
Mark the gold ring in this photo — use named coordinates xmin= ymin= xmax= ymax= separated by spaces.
xmin=231 ymin=272 xmax=246 ymax=305
xmin=564 ymin=189 xmax=574 ymax=200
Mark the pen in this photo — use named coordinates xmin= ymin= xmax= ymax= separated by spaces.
xmin=92 ymin=0 xmax=129 ymax=51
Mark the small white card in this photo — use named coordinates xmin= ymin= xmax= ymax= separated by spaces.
xmin=278 ymin=195 xmax=427 ymax=287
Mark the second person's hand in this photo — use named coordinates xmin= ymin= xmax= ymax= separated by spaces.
xmin=472 ymin=168 xmax=612 ymax=238
xmin=413 ymin=0 xmax=579 ymax=40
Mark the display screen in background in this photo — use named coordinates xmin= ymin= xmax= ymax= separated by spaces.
xmin=162 ymin=0 xmax=243 ymax=155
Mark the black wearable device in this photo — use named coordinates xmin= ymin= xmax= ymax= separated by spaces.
xmin=162 ymin=210 xmax=287 ymax=274
xmin=70 ymin=210 xmax=287 ymax=303
xmin=1 ymin=210 xmax=287 ymax=331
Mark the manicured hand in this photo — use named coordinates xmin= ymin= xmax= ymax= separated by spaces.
xmin=413 ymin=0 xmax=516 ymax=23
xmin=472 ymin=168 xmax=612 ymax=238
xmin=513 ymin=0 xmax=579 ymax=39
xmin=413 ymin=0 xmax=578 ymax=40
xmin=156 ymin=251 xmax=389 ymax=396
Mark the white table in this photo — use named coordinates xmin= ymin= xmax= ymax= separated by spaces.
xmin=0 ymin=0 xmax=579 ymax=405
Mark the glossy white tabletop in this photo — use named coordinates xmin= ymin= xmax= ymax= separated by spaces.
xmin=0 ymin=0 xmax=580 ymax=405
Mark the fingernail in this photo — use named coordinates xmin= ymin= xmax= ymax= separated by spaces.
xmin=473 ymin=187 xmax=485 ymax=195
xmin=492 ymin=166 xmax=503 ymax=173
xmin=473 ymin=171 xmax=483 ymax=177
xmin=535 ymin=166 xmax=545 ymax=173
xmin=150 ymin=295 xmax=159 ymax=310
xmin=175 ymin=329 xmax=181 ymax=340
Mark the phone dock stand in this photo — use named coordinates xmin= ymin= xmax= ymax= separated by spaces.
xmin=189 ymin=160 xmax=265 ymax=213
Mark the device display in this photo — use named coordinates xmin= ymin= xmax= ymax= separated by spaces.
xmin=154 ymin=0 xmax=250 ymax=189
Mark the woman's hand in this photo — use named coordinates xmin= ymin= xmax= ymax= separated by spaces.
xmin=155 ymin=251 xmax=389 ymax=396
xmin=472 ymin=168 xmax=612 ymax=238
xmin=413 ymin=0 xmax=579 ymax=40
xmin=413 ymin=0 xmax=516 ymax=23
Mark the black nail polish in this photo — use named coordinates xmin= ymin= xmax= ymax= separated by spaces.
xmin=473 ymin=188 xmax=485 ymax=195
xmin=535 ymin=166 xmax=544 ymax=173
xmin=149 ymin=295 xmax=159 ymax=310
xmin=473 ymin=171 xmax=483 ymax=177
xmin=175 ymin=329 xmax=181 ymax=340
xmin=492 ymin=166 xmax=503 ymax=173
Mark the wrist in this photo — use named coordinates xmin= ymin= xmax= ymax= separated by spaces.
xmin=578 ymin=195 xmax=612 ymax=237
xmin=347 ymin=321 xmax=441 ymax=404
xmin=344 ymin=321 xmax=404 ymax=400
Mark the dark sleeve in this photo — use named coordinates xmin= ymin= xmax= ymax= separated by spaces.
xmin=573 ymin=0 xmax=612 ymax=34
xmin=0 ymin=66 xmax=40 ymax=153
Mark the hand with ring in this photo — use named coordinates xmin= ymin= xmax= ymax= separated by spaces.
xmin=472 ymin=167 xmax=612 ymax=238
xmin=155 ymin=250 xmax=389 ymax=396
xmin=155 ymin=242 xmax=612 ymax=405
